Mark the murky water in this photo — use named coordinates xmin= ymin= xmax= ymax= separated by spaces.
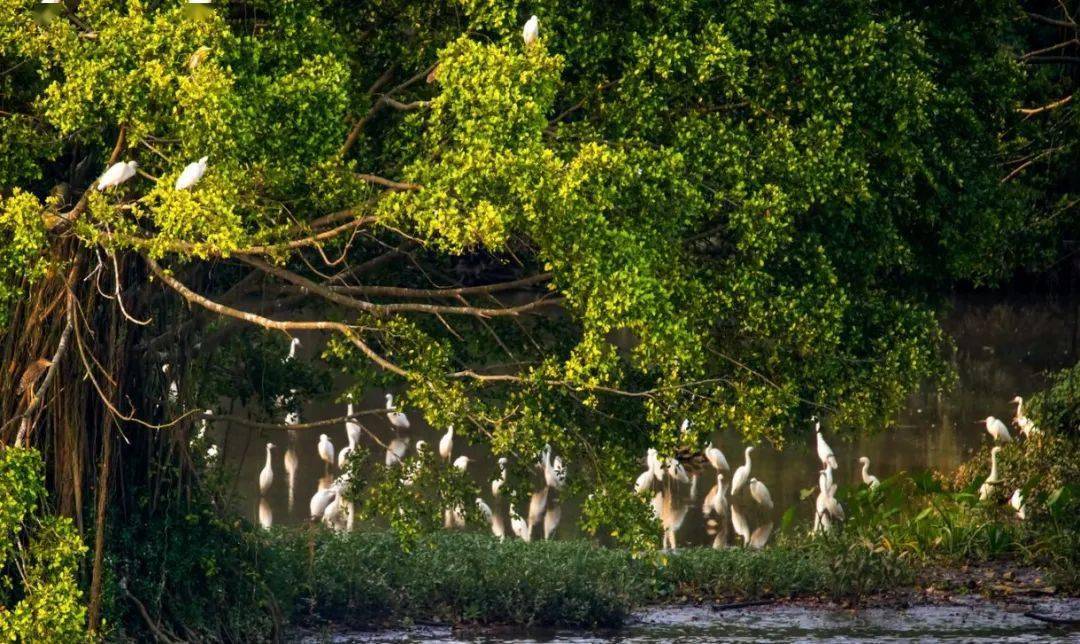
xmin=293 ymin=598 xmax=1080 ymax=642
xmin=218 ymin=294 xmax=1077 ymax=545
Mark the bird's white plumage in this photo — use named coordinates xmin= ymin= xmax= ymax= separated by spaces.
xmin=858 ymin=456 xmax=880 ymax=488
xmin=439 ymin=425 xmax=454 ymax=461
xmin=635 ymin=469 xmax=656 ymax=494
xmin=175 ymin=156 xmax=208 ymax=190
xmin=345 ymin=402 xmax=361 ymax=446
xmin=816 ymin=428 xmax=838 ymax=469
xmin=259 ymin=443 xmax=275 ymax=494
xmin=317 ymin=434 xmax=335 ymax=468
xmin=731 ymin=446 xmax=753 ymax=494
xmin=522 ymin=15 xmax=539 ymax=46
xmin=705 ymin=443 xmax=729 ymax=472
xmin=749 ymin=477 xmax=773 ymax=510
xmin=453 ymin=455 xmax=471 ymax=471
xmin=386 ymin=437 xmax=410 ymax=467
xmin=1010 ymin=488 xmax=1026 ymax=520
xmin=749 ymin=522 xmax=773 ymax=549
xmin=309 ymin=488 xmax=336 ymax=519
xmin=97 ymin=161 xmax=138 ymax=191
xmin=646 ymin=448 xmax=665 ymax=481
xmin=385 ymin=393 xmax=410 ymax=429
xmin=983 ymin=416 xmax=1012 ymax=443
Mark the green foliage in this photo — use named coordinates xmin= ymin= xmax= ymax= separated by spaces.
xmin=1028 ymin=362 xmax=1080 ymax=438
xmin=0 ymin=190 xmax=51 ymax=326
xmin=0 ymin=447 xmax=88 ymax=641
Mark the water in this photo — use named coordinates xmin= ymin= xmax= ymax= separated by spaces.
xmin=218 ymin=294 xmax=1077 ymax=544
xmin=293 ymin=598 xmax=1080 ymax=642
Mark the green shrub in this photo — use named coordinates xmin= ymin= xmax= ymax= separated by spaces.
xmin=0 ymin=447 xmax=88 ymax=641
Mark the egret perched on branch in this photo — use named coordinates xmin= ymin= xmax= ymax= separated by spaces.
xmin=175 ymin=156 xmax=208 ymax=190
xmin=731 ymin=446 xmax=753 ymax=494
xmin=522 ymin=15 xmax=539 ymax=46
xmin=317 ymin=434 xmax=335 ymax=470
xmin=492 ymin=457 xmax=508 ymax=497
xmin=634 ymin=469 xmax=656 ymax=494
xmin=704 ymin=442 xmax=729 ymax=473
xmin=646 ymin=448 xmax=665 ymax=482
xmin=286 ymin=337 xmax=300 ymax=362
xmin=1010 ymin=488 xmax=1026 ymax=520
xmin=385 ymin=393 xmax=410 ymax=429
xmin=96 ymin=160 xmax=138 ymax=191
xmin=749 ymin=477 xmax=773 ymax=510
xmin=703 ymin=472 xmax=729 ymax=519
xmin=345 ymin=402 xmax=361 ymax=446
xmin=982 ymin=416 xmax=1012 ymax=443
xmin=259 ymin=443 xmax=275 ymax=495
xmin=439 ymin=425 xmax=454 ymax=460
xmin=386 ymin=436 xmax=410 ymax=467
xmin=858 ymin=456 xmax=880 ymax=489
xmin=452 ymin=455 xmax=472 ymax=472
xmin=1010 ymin=396 xmax=1040 ymax=438
xmin=816 ymin=423 xmax=838 ymax=469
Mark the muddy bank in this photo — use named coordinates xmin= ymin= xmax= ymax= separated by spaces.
xmin=291 ymin=595 xmax=1079 ymax=642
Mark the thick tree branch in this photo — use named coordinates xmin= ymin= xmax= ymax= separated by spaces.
xmin=356 ymin=174 xmax=421 ymax=191
xmin=1018 ymin=94 xmax=1073 ymax=116
xmin=330 ymin=272 xmax=553 ymax=298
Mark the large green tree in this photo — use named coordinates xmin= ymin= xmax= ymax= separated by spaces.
xmin=0 ymin=0 xmax=1054 ymax=633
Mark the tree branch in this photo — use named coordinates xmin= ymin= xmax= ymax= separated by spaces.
xmin=330 ymin=272 xmax=552 ymax=298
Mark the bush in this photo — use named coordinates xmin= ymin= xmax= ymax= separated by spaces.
xmin=1028 ymin=361 xmax=1080 ymax=437
xmin=0 ymin=447 xmax=88 ymax=641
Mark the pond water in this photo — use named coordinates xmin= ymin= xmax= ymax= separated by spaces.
xmin=217 ymin=293 xmax=1077 ymax=546
xmin=293 ymin=598 xmax=1080 ymax=643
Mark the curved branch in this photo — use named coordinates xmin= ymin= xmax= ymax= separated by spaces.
xmin=143 ymin=255 xmax=409 ymax=376
xmin=331 ymin=272 xmax=553 ymax=298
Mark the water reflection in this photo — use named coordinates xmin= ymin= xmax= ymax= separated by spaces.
xmin=231 ymin=296 xmax=1076 ymax=547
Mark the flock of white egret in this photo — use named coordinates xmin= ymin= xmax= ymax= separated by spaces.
xmin=976 ymin=396 xmax=1041 ymax=520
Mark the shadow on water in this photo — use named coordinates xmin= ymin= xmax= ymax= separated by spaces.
xmin=220 ymin=294 xmax=1077 ymax=546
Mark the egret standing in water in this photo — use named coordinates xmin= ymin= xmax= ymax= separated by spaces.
xmin=858 ymin=456 xmax=881 ymax=489
xmin=385 ymin=393 xmax=410 ymax=430
xmin=731 ymin=447 xmax=753 ymax=494
xmin=982 ymin=416 xmax=1013 ymax=443
xmin=317 ymin=434 xmax=335 ymax=471
xmin=522 ymin=15 xmax=539 ymax=46
xmin=705 ymin=442 xmax=729 ymax=473
xmin=259 ymin=442 xmax=275 ymax=495
xmin=749 ymin=477 xmax=773 ymax=510
xmin=175 ymin=156 xmax=208 ymax=190
xmin=97 ymin=160 xmax=138 ymax=191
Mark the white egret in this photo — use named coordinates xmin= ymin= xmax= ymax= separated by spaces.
xmin=646 ymin=448 xmax=665 ymax=482
xmin=317 ymin=434 xmax=335 ymax=470
xmin=384 ymin=393 xmax=410 ymax=430
xmin=286 ymin=337 xmax=300 ymax=361
xmin=1011 ymin=397 xmax=1040 ymax=438
xmin=634 ymin=469 xmax=656 ymax=494
xmin=979 ymin=446 xmax=1003 ymax=501
xmin=982 ymin=416 xmax=1013 ymax=443
xmin=96 ymin=160 xmax=138 ymax=191
xmin=665 ymin=457 xmax=690 ymax=485
xmin=749 ymin=477 xmax=773 ymax=510
xmin=345 ymin=402 xmax=362 ymax=446
xmin=258 ymin=442 xmax=275 ymax=495
xmin=858 ymin=456 xmax=881 ymax=489
xmin=820 ymin=466 xmax=834 ymax=494
xmin=704 ymin=443 xmax=729 ymax=472
xmin=258 ymin=498 xmax=273 ymax=530
xmin=1009 ymin=488 xmax=1026 ymax=520
xmin=679 ymin=419 xmax=691 ymax=438
xmin=492 ymin=457 xmax=509 ymax=497
xmin=730 ymin=446 xmax=753 ymax=494
xmin=162 ymin=364 xmax=179 ymax=403
xmin=703 ymin=473 xmax=729 ymax=519
xmin=439 ymin=425 xmax=454 ymax=461
xmin=414 ymin=439 xmax=428 ymax=456
xmin=451 ymin=455 xmax=471 ymax=472
xmin=522 ymin=15 xmax=539 ymax=46
xmin=309 ymin=488 xmax=336 ymax=519
xmin=816 ymin=425 xmax=838 ymax=469
xmin=541 ymin=445 xmax=567 ymax=490
xmin=543 ymin=504 xmax=561 ymax=540
xmin=749 ymin=522 xmax=773 ymax=549
xmin=476 ymin=497 xmax=493 ymax=522
xmin=509 ymin=506 xmax=529 ymax=541
xmin=338 ymin=441 xmax=354 ymax=471
xmin=386 ymin=437 xmax=410 ymax=467
xmin=175 ymin=156 xmax=208 ymax=190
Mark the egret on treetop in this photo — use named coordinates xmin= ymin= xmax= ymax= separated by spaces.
xmin=523 ymin=15 xmax=539 ymax=46
xmin=96 ymin=160 xmax=138 ymax=191
xmin=439 ymin=424 xmax=454 ymax=460
xmin=175 ymin=156 xmax=208 ymax=190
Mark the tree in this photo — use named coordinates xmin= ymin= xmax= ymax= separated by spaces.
xmin=0 ymin=0 xmax=1046 ymax=631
